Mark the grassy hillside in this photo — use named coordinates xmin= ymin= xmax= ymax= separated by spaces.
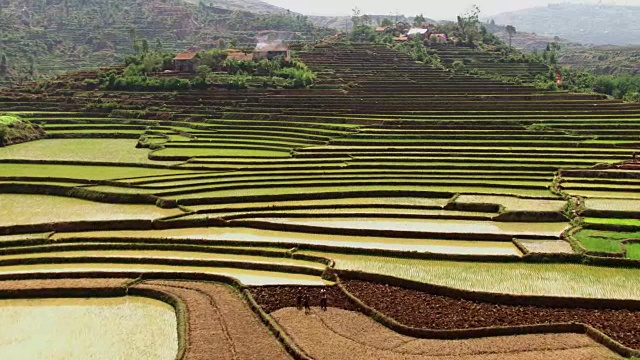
xmin=557 ymin=45 xmax=640 ymax=76
xmin=490 ymin=4 xmax=640 ymax=46
xmin=0 ymin=0 xmax=331 ymax=86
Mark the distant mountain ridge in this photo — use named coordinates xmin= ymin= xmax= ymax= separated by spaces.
xmin=489 ymin=3 xmax=640 ymax=46
xmin=183 ymin=0 xmax=288 ymax=14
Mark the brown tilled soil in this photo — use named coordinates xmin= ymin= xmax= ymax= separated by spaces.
xmin=249 ymin=285 xmax=356 ymax=313
xmin=135 ymin=280 xmax=290 ymax=360
xmin=272 ymin=307 xmax=620 ymax=360
xmin=251 ymin=281 xmax=640 ymax=351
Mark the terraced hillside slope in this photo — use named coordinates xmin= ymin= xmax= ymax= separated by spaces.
xmin=1 ymin=43 xmax=640 ymax=358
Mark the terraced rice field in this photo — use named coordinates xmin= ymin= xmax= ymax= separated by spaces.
xmin=0 ymin=42 xmax=639 ymax=358
xmin=0 ymin=297 xmax=178 ymax=359
xmin=0 ymin=194 xmax=184 ymax=227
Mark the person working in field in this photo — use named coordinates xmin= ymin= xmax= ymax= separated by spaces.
xmin=303 ymin=293 xmax=311 ymax=315
xmin=296 ymin=287 xmax=303 ymax=310
xmin=320 ymin=289 xmax=328 ymax=311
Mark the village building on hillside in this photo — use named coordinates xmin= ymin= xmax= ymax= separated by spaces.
xmin=375 ymin=26 xmax=391 ymax=33
xmin=407 ymin=28 xmax=429 ymax=40
xmin=173 ymin=52 xmax=199 ymax=73
xmin=253 ymin=43 xmax=290 ymax=61
xmin=430 ymin=33 xmax=449 ymax=43
xmin=226 ymin=51 xmax=254 ymax=62
xmin=393 ymin=35 xmax=409 ymax=42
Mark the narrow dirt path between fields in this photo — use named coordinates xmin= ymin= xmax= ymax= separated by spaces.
xmin=135 ymin=280 xmax=290 ymax=360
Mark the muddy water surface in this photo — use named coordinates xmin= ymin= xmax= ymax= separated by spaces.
xmin=0 ymin=264 xmax=328 ymax=286
xmin=0 ymin=296 xmax=177 ymax=359
xmin=255 ymin=218 xmax=569 ymax=237
xmin=51 ymin=228 xmax=521 ymax=255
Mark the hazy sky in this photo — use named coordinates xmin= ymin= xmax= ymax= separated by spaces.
xmin=263 ymin=0 xmax=640 ymax=19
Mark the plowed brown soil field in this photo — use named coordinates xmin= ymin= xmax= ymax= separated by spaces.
xmin=273 ymin=307 xmax=621 ymax=359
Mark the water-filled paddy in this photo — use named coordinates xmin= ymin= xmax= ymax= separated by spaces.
xmin=0 ymin=263 xmax=327 ymax=286
xmin=454 ymin=195 xmax=565 ymax=212
xmin=568 ymin=189 xmax=640 ymax=199
xmin=0 ymin=250 xmax=326 ymax=269
xmin=584 ymin=198 xmax=640 ymax=212
xmin=0 ymin=139 xmax=179 ymax=165
xmin=51 ymin=227 xmax=522 ymax=256
xmin=0 ymin=296 xmax=177 ymax=359
xmin=250 ymin=218 xmax=569 ymax=237
xmin=184 ymin=197 xmax=453 ymax=212
xmin=0 ymin=194 xmax=184 ymax=227
xmin=173 ymin=185 xmax=555 ymax=200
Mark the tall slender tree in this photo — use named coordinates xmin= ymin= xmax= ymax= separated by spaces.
xmin=505 ymin=25 xmax=516 ymax=48
xmin=0 ymin=54 xmax=7 ymax=75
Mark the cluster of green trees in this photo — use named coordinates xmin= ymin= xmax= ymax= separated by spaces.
xmin=558 ymin=70 xmax=640 ymax=101
xmin=86 ymin=47 xmax=315 ymax=91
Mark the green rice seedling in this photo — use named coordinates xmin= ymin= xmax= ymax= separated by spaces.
xmin=584 ymin=218 xmax=640 ymax=227
xmin=625 ymin=244 xmax=640 ymax=260
xmin=577 ymin=236 xmax=623 ymax=253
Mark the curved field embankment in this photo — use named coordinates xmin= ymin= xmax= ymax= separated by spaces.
xmin=132 ymin=280 xmax=290 ymax=360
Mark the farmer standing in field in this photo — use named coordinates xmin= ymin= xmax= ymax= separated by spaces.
xmin=296 ymin=287 xmax=303 ymax=310
xmin=320 ymin=288 xmax=328 ymax=311
xmin=303 ymin=293 xmax=311 ymax=314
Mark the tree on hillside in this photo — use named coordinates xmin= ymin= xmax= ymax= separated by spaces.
xmin=0 ymin=54 xmax=7 ymax=75
xmin=380 ymin=18 xmax=393 ymax=27
xmin=505 ymin=25 xmax=516 ymax=48
xmin=351 ymin=7 xmax=362 ymax=27
xmin=457 ymin=5 xmax=481 ymax=45
xmin=413 ymin=14 xmax=426 ymax=27
xmin=350 ymin=24 xmax=376 ymax=42
xmin=142 ymin=53 xmax=163 ymax=75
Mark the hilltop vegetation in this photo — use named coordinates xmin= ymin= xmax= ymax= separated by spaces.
xmin=0 ymin=0 xmax=332 ymax=86
xmin=0 ymin=114 xmax=45 ymax=146
xmin=490 ymin=4 xmax=640 ymax=46
xmin=80 ymin=48 xmax=316 ymax=91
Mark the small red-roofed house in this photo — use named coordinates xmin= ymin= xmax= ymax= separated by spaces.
xmin=173 ymin=52 xmax=199 ymax=72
